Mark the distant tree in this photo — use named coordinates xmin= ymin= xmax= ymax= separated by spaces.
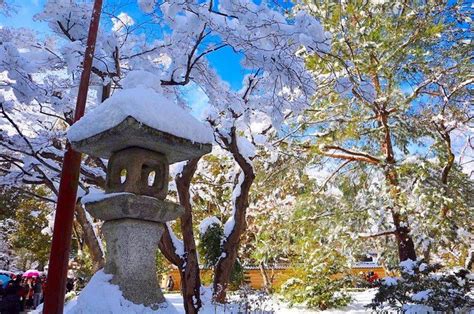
xmin=0 ymin=187 xmax=23 ymax=270
xmin=9 ymin=190 xmax=52 ymax=270
xmin=0 ymin=187 xmax=52 ymax=271
xmin=0 ymin=186 xmax=20 ymax=220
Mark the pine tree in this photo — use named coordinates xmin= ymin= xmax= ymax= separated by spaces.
xmin=297 ymin=0 xmax=472 ymax=263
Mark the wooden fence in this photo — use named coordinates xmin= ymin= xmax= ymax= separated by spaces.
xmin=161 ymin=264 xmax=386 ymax=291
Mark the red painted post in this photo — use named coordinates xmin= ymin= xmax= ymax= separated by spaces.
xmin=43 ymin=1 xmax=103 ymax=313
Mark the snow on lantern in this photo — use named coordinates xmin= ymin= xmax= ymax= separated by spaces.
xmin=67 ymin=86 xmax=213 ymax=308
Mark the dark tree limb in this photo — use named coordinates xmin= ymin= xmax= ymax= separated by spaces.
xmin=74 ymin=203 xmax=105 ymax=272
xmin=159 ymin=158 xmax=202 ymax=314
xmin=213 ymin=127 xmax=255 ymax=302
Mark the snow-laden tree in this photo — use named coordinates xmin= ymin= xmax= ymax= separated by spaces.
xmin=0 ymin=187 xmax=22 ymax=271
xmin=293 ymin=0 xmax=473 ymax=264
xmin=0 ymin=23 xmax=109 ymax=271
xmin=0 ymin=0 xmax=330 ymax=311
xmin=0 ymin=219 xmax=15 ymax=271
xmin=146 ymin=1 xmax=330 ymax=306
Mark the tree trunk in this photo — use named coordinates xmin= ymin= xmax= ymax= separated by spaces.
xmin=74 ymin=203 xmax=104 ymax=271
xmin=394 ymin=226 xmax=417 ymax=262
xmin=440 ymin=132 xmax=455 ymax=218
xmin=159 ymin=227 xmax=183 ymax=267
xmin=379 ymin=111 xmax=417 ymax=262
xmin=176 ymin=158 xmax=202 ymax=314
xmin=213 ymin=247 xmax=237 ymax=302
xmin=386 ymin=173 xmax=417 ymax=262
xmin=423 ymin=242 xmax=432 ymax=264
xmin=213 ymin=129 xmax=255 ymax=302
xmin=159 ymin=158 xmax=202 ymax=314
xmin=259 ymin=261 xmax=273 ymax=293
xmin=101 ymin=83 xmax=112 ymax=103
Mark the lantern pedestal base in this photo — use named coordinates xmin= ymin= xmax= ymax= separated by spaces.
xmin=103 ymin=218 xmax=166 ymax=308
xmin=84 ymin=193 xmax=184 ymax=308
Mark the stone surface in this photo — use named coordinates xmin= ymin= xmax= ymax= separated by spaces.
xmin=71 ymin=116 xmax=212 ymax=163
xmin=102 ymin=219 xmax=166 ymax=308
xmin=106 ymin=147 xmax=169 ymax=199
xmin=85 ymin=193 xmax=184 ymax=223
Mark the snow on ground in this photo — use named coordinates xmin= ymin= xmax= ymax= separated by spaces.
xmin=32 ymin=270 xmax=379 ymax=313
xmin=35 ymin=271 xmax=464 ymax=314
xmin=319 ymin=290 xmax=376 ymax=314
xmin=67 ymin=86 xmax=213 ymax=145
xmin=34 ymin=280 xmax=462 ymax=314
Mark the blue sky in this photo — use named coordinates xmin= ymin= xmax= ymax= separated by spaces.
xmin=0 ymin=0 xmax=247 ymax=90
xmin=0 ymin=0 xmax=49 ymax=32
xmin=0 ymin=0 xmax=252 ymax=117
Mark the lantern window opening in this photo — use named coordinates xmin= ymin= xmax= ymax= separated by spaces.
xmin=140 ymin=163 xmax=164 ymax=191
xmin=148 ymin=170 xmax=156 ymax=187
xmin=120 ymin=168 xmax=127 ymax=184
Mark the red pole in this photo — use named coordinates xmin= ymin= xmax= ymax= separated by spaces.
xmin=43 ymin=1 xmax=103 ymax=313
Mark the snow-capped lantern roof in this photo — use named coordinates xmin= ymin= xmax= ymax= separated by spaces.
xmin=67 ymin=86 xmax=213 ymax=163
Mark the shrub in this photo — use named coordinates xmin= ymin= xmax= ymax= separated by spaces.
xmin=234 ymin=285 xmax=276 ymax=313
xmin=198 ymin=224 xmax=223 ymax=268
xmin=229 ymin=259 xmax=245 ymax=290
xmin=368 ymin=259 xmax=474 ymax=312
xmin=198 ymin=223 xmax=245 ymax=290
xmin=280 ymin=256 xmax=351 ymax=311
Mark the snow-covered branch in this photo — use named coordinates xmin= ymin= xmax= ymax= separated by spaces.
xmin=320 ymin=145 xmax=381 ymax=165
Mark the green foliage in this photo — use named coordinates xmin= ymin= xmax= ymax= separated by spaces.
xmin=248 ymin=151 xmax=317 ymax=267
xmin=400 ymin=158 xmax=474 ymax=265
xmin=8 ymin=190 xmax=51 ymax=270
xmin=290 ymin=0 xmax=473 ymax=269
xmin=156 ymin=249 xmax=171 ymax=283
xmin=0 ymin=187 xmax=21 ymax=220
xmin=65 ymin=291 xmax=78 ymax=302
xmin=229 ymin=259 xmax=245 ymax=290
xmin=198 ymin=224 xmax=223 ymax=268
xmin=280 ymin=253 xmax=352 ymax=310
xmin=276 ymin=189 xmax=357 ymax=310
xmin=281 ymin=276 xmax=351 ymax=310
xmin=191 ymin=154 xmax=234 ymax=216
xmin=369 ymin=260 xmax=474 ymax=311
xmin=198 ymin=223 xmax=244 ymax=289
xmin=74 ymin=249 xmax=95 ymax=282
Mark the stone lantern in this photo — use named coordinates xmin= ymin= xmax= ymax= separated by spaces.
xmin=70 ymin=104 xmax=212 ymax=308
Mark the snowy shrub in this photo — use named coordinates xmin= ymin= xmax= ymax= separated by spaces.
xmin=368 ymin=259 xmax=474 ymax=312
xmin=198 ymin=223 xmax=223 ymax=268
xmin=198 ymin=223 xmax=245 ymax=290
xmin=0 ymin=219 xmax=15 ymax=270
xmin=234 ymin=285 xmax=276 ymax=313
xmin=229 ymin=259 xmax=245 ymax=290
xmin=280 ymin=253 xmax=352 ymax=311
xmin=280 ymin=272 xmax=351 ymax=310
